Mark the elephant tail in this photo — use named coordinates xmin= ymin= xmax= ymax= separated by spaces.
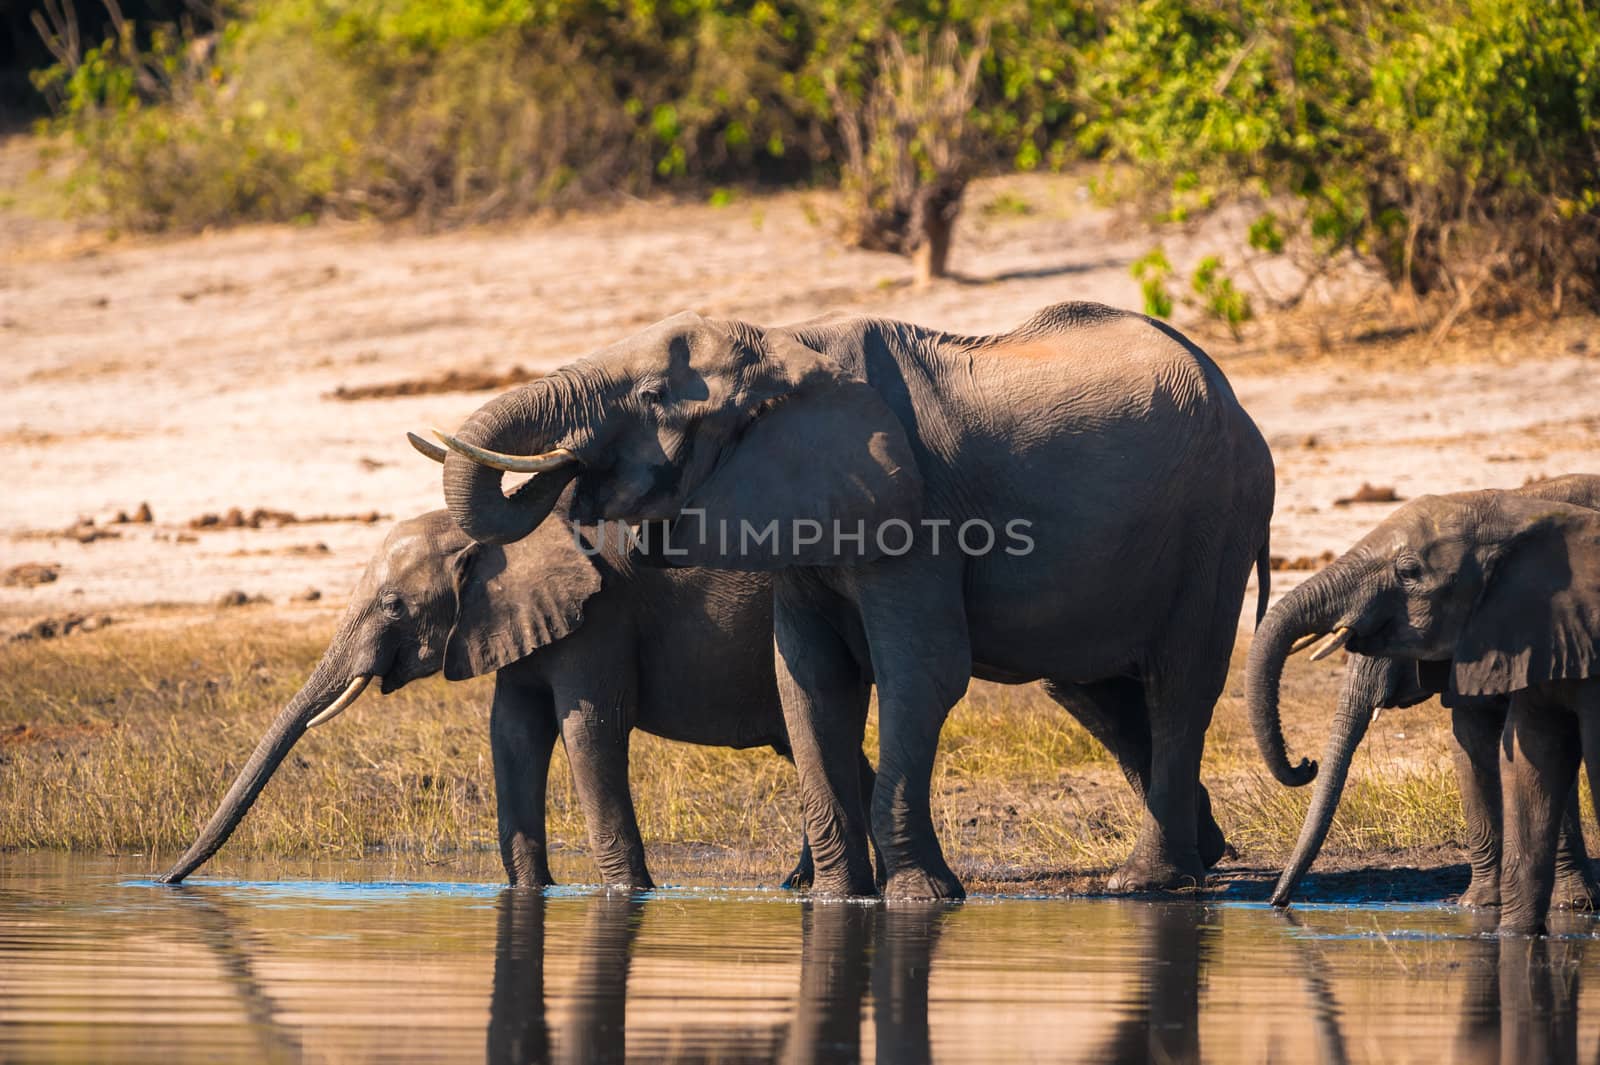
xmin=1254 ymin=539 xmax=1272 ymax=627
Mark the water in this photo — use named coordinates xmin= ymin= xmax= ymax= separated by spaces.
xmin=4 ymin=855 xmax=1600 ymax=1063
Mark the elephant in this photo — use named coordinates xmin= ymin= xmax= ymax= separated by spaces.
xmin=157 ymin=481 xmax=876 ymax=890
xmin=434 ymin=301 xmax=1275 ymax=898
xmin=1245 ymin=482 xmax=1600 ymax=933
xmin=1254 ymin=476 xmax=1600 ymax=912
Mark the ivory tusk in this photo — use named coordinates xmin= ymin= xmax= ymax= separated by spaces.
xmin=1306 ymin=627 xmax=1352 ymax=662
xmin=307 ymin=675 xmax=372 ymax=729
xmin=1288 ymin=632 xmax=1322 ymax=656
xmin=431 ymin=428 xmax=578 ymax=474
xmin=407 ymin=431 xmax=448 ymax=464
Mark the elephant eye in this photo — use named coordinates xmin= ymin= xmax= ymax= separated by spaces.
xmin=380 ymin=592 xmax=405 ymax=620
xmin=635 ymin=381 xmax=668 ymax=408
xmin=1395 ymin=556 xmax=1424 ymax=584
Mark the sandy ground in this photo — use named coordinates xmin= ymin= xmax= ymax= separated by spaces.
xmin=3 ymin=135 xmax=1598 ymax=631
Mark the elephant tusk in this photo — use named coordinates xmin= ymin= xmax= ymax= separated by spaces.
xmin=1306 ymin=627 xmax=1352 ymax=662
xmin=431 ymin=428 xmax=578 ymax=474
xmin=307 ymin=675 xmax=372 ymax=729
xmin=1288 ymin=632 xmax=1323 ymax=655
xmin=407 ymin=431 xmax=448 ymax=464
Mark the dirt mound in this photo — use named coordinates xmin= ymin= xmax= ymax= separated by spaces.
xmin=3 ymin=562 xmax=60 ymax=588
xmin=188 ymin=507 xmax=387 ymax=530
xmin=10 ymin=613 xmax=115 ymax=641
xmin=326 ymin=365 xmax=544 ymax=401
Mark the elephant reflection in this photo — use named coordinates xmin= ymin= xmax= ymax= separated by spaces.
xmin=1091 ymin=903 xmax=1216 ymax=1065
xmin=1282 ymin=907 xmax=1591 ymax=1065
xmin=1455 ymin=911 xmax=1588 ymax=1065
xmin=487 ymin=891 xmax=642 ymax=1065
xmin=779 ymin=901 xmax=950 ymax=1065
xmin=485 ymin=892 xmax=949 ymax=1065
xmin=167 ymin=892 xmax=304 ymax=1064
xmin=1091 ymin=905 xmax=1353 ymax=1065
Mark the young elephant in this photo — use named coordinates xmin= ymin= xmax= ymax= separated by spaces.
xmin=159 ymin=486 xmax=872 ymax=889
xmin=1247 ymin=479 xmax=1600 ymax=933
xmin=1254 ymin=476 xmax=1600 ymax=911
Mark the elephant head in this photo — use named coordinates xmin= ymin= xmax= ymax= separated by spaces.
xmin=159 ymin=504 xmax=600 ymax=884
xmin=1249 ymin=478 xmax=1600 ymax=904
xmin=436 ymin=311 xmax=922 ymax=568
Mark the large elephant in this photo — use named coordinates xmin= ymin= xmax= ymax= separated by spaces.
xmin=434 ymin=301 xmax=1275 ymax=897
xmin=1245 ymin=483 xmax=1600 ymax=933
xmin=159 ymin=480 xmax=875 ymax=889
xmin=1252 ymin=475 xmax=1600 ymax=913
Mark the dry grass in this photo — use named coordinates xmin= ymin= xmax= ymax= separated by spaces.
xmin=0 ymin=612 xmax=1496 ymax=887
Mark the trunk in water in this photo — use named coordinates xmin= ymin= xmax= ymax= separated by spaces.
xmin=442 ymin=374 xmax=585 ymax=546
xmin=1270 ymin=653 xmax=1395 ymax=906
xmin=159 ymin=656 xmax=350 ymax=884
xmin=1245 ymin=555 xmax=1366 ymax=787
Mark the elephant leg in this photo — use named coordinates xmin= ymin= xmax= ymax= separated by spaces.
xmin=774 ymin=591 xmax=875 ymax=897
xmin=491 ymin=673 xmax=560 ymax=889
xmin=1550 ymin=777 xmax=1597 ymax=910
xmin=856 ymin=564 xmax=972 ymax=901
xmin=777 ymin=748 xmax=879 ymax=891
xmin=1043 ymin=677 xmax=1231 ymax=869
xmin=557 ymin=689 xmax=653 ymax=890
xmin=1107 ymin=665 xmax=1219 ymax=892
xmin=1451 ymin=702 xmax=1507 ymax=908
xmin=1499 ymin=693 xmax=1580 ymax=935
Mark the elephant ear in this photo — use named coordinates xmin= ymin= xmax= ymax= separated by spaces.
xmin=1451 ymin=506 xmax=1600 ymax=697
xmin=443 ymin=515 xmax=602 ymax=680
xmin=638 ymin=354 xmax=922 ymax=570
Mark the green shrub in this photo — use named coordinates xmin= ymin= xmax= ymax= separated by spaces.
xmin=1082 ymin=0 xmax=1600 ymax=317
xmin=31 ymin=0 xmax=1088 ymax=231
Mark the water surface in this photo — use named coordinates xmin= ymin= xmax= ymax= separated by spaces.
xmin=3 ymin=854 xmax=1599 ymax=1062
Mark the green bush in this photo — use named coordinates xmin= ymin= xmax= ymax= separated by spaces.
xmin=1082 ymin=0 xmax=1600 ymax=315
xmin=33 ymin=0 xmax=1086 ymax=231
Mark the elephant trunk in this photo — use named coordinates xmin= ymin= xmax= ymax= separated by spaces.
xmin=1269 ymin=654 xmax=1392 ymax=906
xmin=158 ymin=649 xmax=366 ymax=884
xmin=443 ymin=372 xmax=592 ymax=546
xmin=1246 ymin=554 xmax=1367 ymax=787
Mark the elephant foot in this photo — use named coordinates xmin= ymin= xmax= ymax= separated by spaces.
xmin=1550 ymin=871 xmax=1598 ymax=911
xmin=804 ymin=868 xmax=879 ymax=898
xmin=884 ymin=864 xmax=966 ymax=902
xmin=1456 ymin=878 xmax=1501 ymax=909
xmin=1106 ymin=855 xmax=1206 ymax=893
xmin=599 ymin=870 xmax=655 ymax=892
xmin=781 ymin=856 xmax=815 ymax=891
xmin=507 ymin=873 xmax=557 ymax=890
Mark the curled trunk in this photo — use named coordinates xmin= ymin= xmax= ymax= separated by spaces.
xmin=1246 ymin=556 xmax=1365 ymax=787
xmin=442 ymin=373 xmax=590 ymax=546
xmin=1270 ymin=654 xmax=1395 ymax=906
xmin=159 ymin=655 xmax=352 ymax=884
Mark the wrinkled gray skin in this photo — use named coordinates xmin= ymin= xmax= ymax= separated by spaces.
xmin=158 ymin=503 xmax=875 ymax=890
xmin=440 ymin=302 xmax=1275 ymax=898
xmin=1247 ymin=480 xmax=1600 ymax=934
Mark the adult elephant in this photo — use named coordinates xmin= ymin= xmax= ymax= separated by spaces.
xmin=159 ymin=464 xmax=874 ymax=889
xmin=1246 ymin=483 xmax=1600 ymax=933
xmin=1251 ymin=475 xmax=1600 ymax=911
xmin=435 ymin=302 xmax=1275 ymax=898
